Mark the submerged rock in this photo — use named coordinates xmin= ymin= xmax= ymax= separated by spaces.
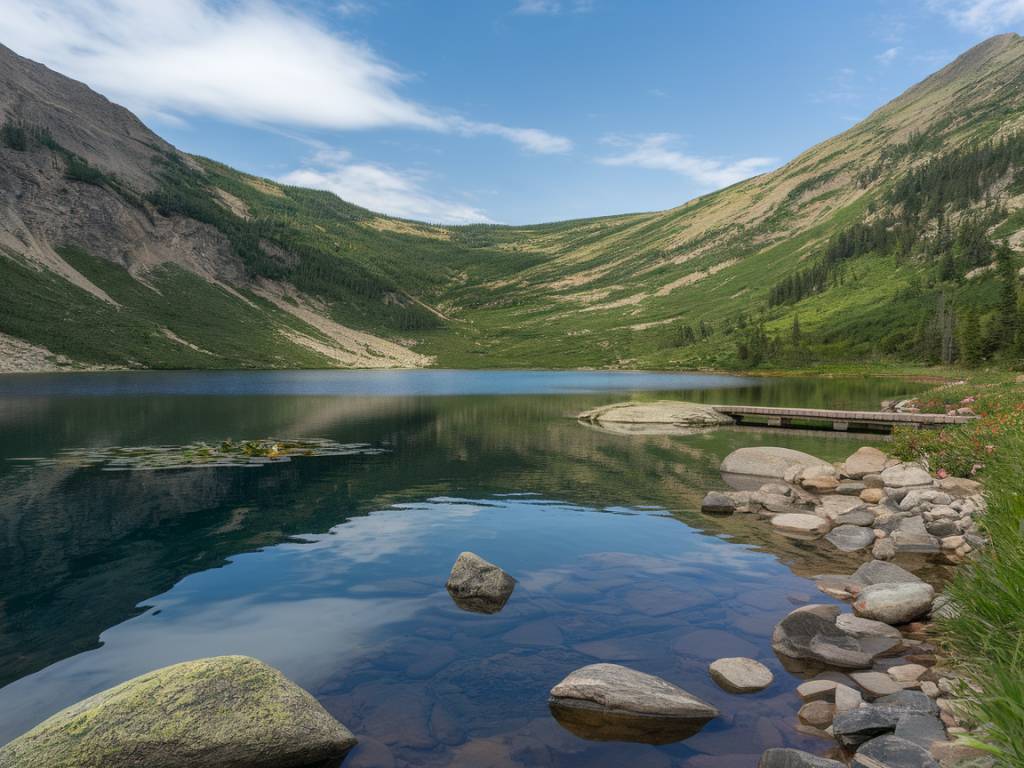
xmin=0 ymin=656 xmax=357 ymax=768
xmin=720 ymin=447 xmax=831 ymax=481
xmin=446 ymin=551 xmax=516 ymax=614
xmin=708 ymin=657 xmax=774 ymax=693
xmin=548 ymin=663 xmax=718 ymax=744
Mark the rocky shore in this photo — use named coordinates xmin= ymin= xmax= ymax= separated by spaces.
xmin=705 ymin=443 xmax=990 ymax=768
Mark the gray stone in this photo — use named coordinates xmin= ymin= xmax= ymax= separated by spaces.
xmin=0 ymin=656 xmax=357 ymax=768
xmin=925 ymin=519 xmax=958 ymax=537
xmin=548 ymin=663 xmax=718 ymax=744
xmin=772 ymin=513 xmax=830 ymax=536
xmin=759 ymin=748 xmax=846 ymax=768
xmin=872 ymin=691 xmax=939 ymax=717
xmin=833 ymin=708 xmax=901 ymax=748
xmin=844 ymin=447 xmax=890 ymax=479
xmin=798 ymin=700 xmax=835 ymax=728
xmin=937 ymin=477 xmax=982 ymax=497
xmin=900 ymin=490 xmax=953 ymax=512
xmin=721 ymin=447 xmax=831 ymax=480
xmin=892 ymin=518 xmax=940 ymax=554
xmin=835 ymin=683 xmax=864 ymax=712
xmin=851 ymin=671 xmax=905 ymax=697
xmin=863 ymin=473 xmax=886 ymax=489
xmin=894 ymin=714 xmax=946 ymax=750
xmin=826 ymin=525 xmax=877 ymax=552
xmin=820 ymin=495 xmax=868 ymax=520
xmin=851 ymin=561 xmax=923 ymax=586
xmin=837 ymin=508 xmax=876 ymax=527
xmin=797 ymin=679 xmax=838 ymax=702
xmin=854 ymin=583 xmax=936 ymax=625
xmin=853 ymin=735 xmax=939 ymax=768
xmin=881 ymin=464 xmax=935 ymax=489
xmin=760 ymin=482 xmax=794 ymax=496
xmin=702 ymin=491 xmax=737 ymax=514
xmin=446 ymin=551 xmax=516 ymax=614
xmin=578 ymin=401 xmax=734 ymax=432
xmin=838 ymin=480 xmax=868 ymax=496
xmin=772 ymin=606 xmax=898 ymax=669
xmin=708 ymin=657 xmax=773 ymax=693
xmin=873 ymin=538 xmax=897 ymax=560
xmin=836 ymin=614 xmax=903 ymax=640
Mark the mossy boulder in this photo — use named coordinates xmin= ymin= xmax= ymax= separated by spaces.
xmin=0 ymin=656 xmax=356 ymax=768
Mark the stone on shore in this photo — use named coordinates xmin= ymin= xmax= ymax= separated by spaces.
xmin=701 ymin=491 xmax=738 ymax=514
xmin=446 ymin=551 xmax=516 ymax=614
xmin=548 ymin=663 xmax=718 ymax=744
xmin=881 ymin=464 xmax=934 ymax=489
xmin=0 ymin=656 xmax=357 ymax=768
xmin=759 ymin=748 xmax=846 ymax=768
xmin=850 ymin=671 xmax=906 ymax=697
xmin=772 ymin=513 xmax=830 ymax=536
xmin=708 ymin=657 xmax=774 ymax=693
xmin=851 ymin=561 xmax=923 ymax=587
xmin=772 ymin=605 xmax=900 ymax=669
xmin=720 ymin=447 xmax=832 ymax=480
xmin=844 ymin=447 xmax=889 ymax=479
xmin=853 ymin=583 xmax=935 ymax=625
xmin=826 ymin=525 xmax=876 ymax=552
xmin=891 ymin=518 xmax=941 ymax=554
xmin=853 ymin=735 xmax=940 ymax=768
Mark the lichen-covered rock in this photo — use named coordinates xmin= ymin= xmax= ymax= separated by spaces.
xmin=720 ymin=447 xmax=830 ymax=480
xmin=548 ymin=663 xmax=718 ymax=744
xmin=446 ymin=551 xmax=516 ymax=614
xmin=0 ymin=656 xmax=356 ymax=768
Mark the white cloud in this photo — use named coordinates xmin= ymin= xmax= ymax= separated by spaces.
xmin=929 ymin=0 xmax=1024 ymax=32
xmin=597 ymin=134 xmax=777 ymax=189
xmin=279 ymin=146 xmax=494 ymax=224
xmin=876 ymin=46 xmax=902 ymax=64
xmin=336 ymin=0 xmax=371 ymax=15
xmin=0 ymin=0 xmax=571 ymax=153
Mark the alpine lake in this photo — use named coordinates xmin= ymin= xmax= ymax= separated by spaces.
xmin=0 ymin=370 xmax=934 ymax=767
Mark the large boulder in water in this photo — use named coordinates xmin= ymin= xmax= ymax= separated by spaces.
xmin=577 ymin=401 xmax=733 ymax=434
xmin=721 ymin=447 xmax=830 ymax=481
xmin=853 ymin=583 xmax=935 ymax=625
xmin=0 ymin=656 xmax=356 ymax=768
xmin=446 ymin=551 xmax=516 ymax=614
xmin=548 ymin=663 xmax=718 ymax=744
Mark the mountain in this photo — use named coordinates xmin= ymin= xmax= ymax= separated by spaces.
xmin=2 ymin=35 xmax=1024 ymax=372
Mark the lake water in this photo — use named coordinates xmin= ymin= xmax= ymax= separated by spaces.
xmin=0 ymin=370 xmax=928 ymax=766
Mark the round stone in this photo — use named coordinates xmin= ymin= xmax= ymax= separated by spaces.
xmin=708 ymin=657 xmax=774 ymax=693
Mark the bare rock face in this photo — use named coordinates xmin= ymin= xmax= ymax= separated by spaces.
xmin=446 ymin=551 xmax=516 ymax=614
xmin=720 ymin=447 xmax=831 ymax=481
xmin=708 ymin=657 xmax=774 ymax=693
xmin=548 ymin=663 xmax=718 ymax=744
xmin=0 ymin=656 xmax=357 ymax=768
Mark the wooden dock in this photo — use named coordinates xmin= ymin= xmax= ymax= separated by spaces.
xmin=711 ymin=405 xmax=975 ymax=432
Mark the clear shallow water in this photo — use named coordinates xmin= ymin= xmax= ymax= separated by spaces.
xmin=0 ymin=370 xmax=928 ymax=765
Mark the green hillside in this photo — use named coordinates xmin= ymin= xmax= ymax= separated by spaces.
xmin=2 ymin=34 xmax=1024 ymax=372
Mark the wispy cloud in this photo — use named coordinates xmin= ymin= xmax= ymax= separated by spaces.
xmin=876 ymin=46 xmax=901 ymax=64
xmin=812 ymin=67 xmax=863 ymax=104
xmin=279 ymin=146 xmax=494 ymax=224
xmin=515 ymin=0 xmax=593 ymax=15
xmin=336 ymin=1 xmax=372 ymax=16
xmin=0 ymin=0 xmax=571 ymax=154
xmin=597 ymin=134 xmax=777 ymax=189
xmin=928 ymin=0 xmax=1024 ymax=32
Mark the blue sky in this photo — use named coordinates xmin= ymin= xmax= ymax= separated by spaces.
xmin=2 ymin=0 xmax=1021 ymax=224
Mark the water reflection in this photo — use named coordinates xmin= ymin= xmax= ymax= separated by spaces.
xmin=0 ymin=371 xmax=929 ymax=764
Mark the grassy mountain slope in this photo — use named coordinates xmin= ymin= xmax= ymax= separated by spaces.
xmin=2 ymin=35 xmax=1024 ymax=371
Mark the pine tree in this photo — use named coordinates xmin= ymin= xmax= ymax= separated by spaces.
xmin=994 ymin=243 xmax=1020 ymax=352
xmin=959 ymin=310 xmax=982 ymax=367
xmin=790 ymin=314 xmax=802 ymax=347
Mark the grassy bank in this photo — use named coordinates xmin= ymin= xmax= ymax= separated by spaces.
xmin=889 ymin=371 xmax=1023 ymax=765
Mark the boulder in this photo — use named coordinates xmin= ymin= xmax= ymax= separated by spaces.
xmin=894 ymin=714 xmax=946 ymax=750
xmin=853 ymin=735 xmax=940 ymax=768
xmin=854 ymin=583 xmax=935 ymax=625
xmin=771 ymin=513 xmax=830 ymax=536
xmin=708 ymin=657 xmax=773 ymax=693
xmin=720 ymin=447 xmax=831 ymax=480
xmin=850 ymin=671 xmax=905 ymax=697
xmin=577 ymin=401 xmax=734 ymax=433
xmin=836 ymin=508 xmax=876 ymax=527
xmin=872 ymin=690 xmax=940 ymax=718
xmin=820 ymin=495 xmax=868 ymax=520
xmin=836 ymin=614 xmax=903 ymax=640
xmin=881 ymin=464 xmax=934 ymax=489
xmin=702 ymin=491 xmax=737 ymax=514
xmin=0 ymin=656 xmax=356 ymax=768
xmin=548 ymin=663 xmax=718 ymax=744
xmin=851 ymin=560 xmax=923 ymax=586
xmin=891 ymin=518 xmax=941 ymax=554
xmin=798 ymin=700 xmax=835 ymax=728
xmin=772 ymin=606 xmax=899 ymax=669
xmin=797 ymin=679 xmax=838 ymax=702
xmin=758 ymin=749 xmax=846 ymax=768
xmin=826 ymin=525 xmax=877 ymax=552
xmin=446 ymin=551 xmax=516 ymax=614
xmin=835 ymin=683 xmax=864 ymax=713
xmin=899 ymin=490 xmax=953 ymax=512
xmin=800 ymin=465 xmax=841 ymax=492
xmin=833 ymin=707 xmax=902 ymax=748
xmin=937 ymin=477 xmax=982 ymax=497
xmin=844 ymin=447 xmax=889 ymax=479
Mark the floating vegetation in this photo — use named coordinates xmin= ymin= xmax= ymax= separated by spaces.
xmin=11 ymin=438 xmax=386 ymax=472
